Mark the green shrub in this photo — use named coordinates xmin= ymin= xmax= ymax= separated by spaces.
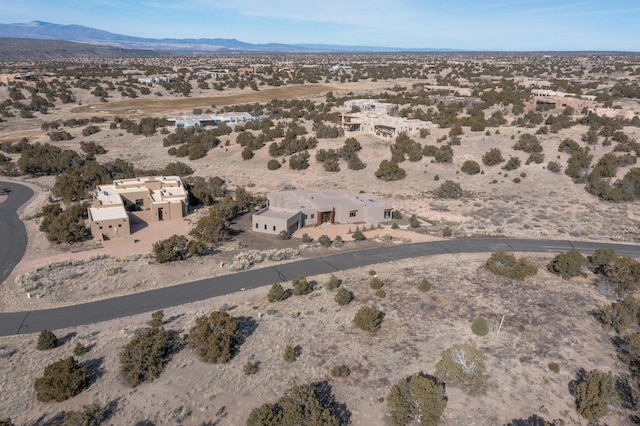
xmin=391 ymin=222 xmax=399 ymax=229
xmin=278 ymin=230 xmax=291 ymax=240
xmin=301 ymin=233 xmax=313 ymax=243
xmin=370 ymin=277 xmax=384 ymax=289
xmin=37 ymin=330 xmax=58 ymax=350
xmin=504 ymin=415 xmax=556 ymax=426
xmin=375 ymin=160 xmax=406 ymax=181
xmin=34 ymin=356 xmax=88 ymax=402
xmin=484 ymin=251 xmax=538 ymax=280
xmin=332 ymin=235 xmax=344 ymax=248
xmin=419 ymin=279 xmax=431 ymax=292
xmin=387 ymin=372 xmax=447 ymax=426
xmin=409 ymin=214 xmax=420 ymax=228
xmin=243 ymin=360 xmax=259 ymax=375
xmin=153 ymin=235 xmax=205 ymax=263
xmin=461 ymin=160 xmax=481 ymax=175
xmin=60 ymin=403 xmax=108 ymax=426
xmin=188 ymin=311 xmax=240 ymax=364
xmin=330 ymin=364 xmax=351 ymax=377
xmin=73 ymin=342 xmax=88 ymax=357
xmin=548 ymin=362 xmax=560 ymax=373
xmin=435 ymin=343 xmax=488 ymax=395
xmin=326 ymin=275 xmax=341 ymax=290
xmin=246 ymin=383 xmax=344 ymax=426
xmin=392 ymin=211 xmax=402 ymax=220
xmin=436 ymin=180 xmax=462 ymax=199
xmin=503 ymin=156 xmax=521 ymax=171
xmin=354 ymin=305 xmax=383 ymax=332
xmin=547 ymin=161 xmax=562 ymax=173
xmin=267 ymin=159 xmax=281 ymax=170
xmin=119 ymin=325 xmax=174 ymax=387
xmin=149 ymin=310 xmax=164 ymax=328
xmin=594 ymin=296 xmax=640 ymax=332
xmin=471 ymin=316 xmax=489 ymax=336
xmin=352 ymin=229 xmax=366 ymax=240
xmin=283 ymin=344 xmax=299 ymax=362
xmin=482 ymin=148 xmax=505 ymax=166
xmin=267 ymin=283 xmax=288 ymax=302
xmin=574 ymin=370 xmax=617 ymax=422
xmin=335 ymin=287 xmax=354 ymax=306
xmin=292 ymin=274 xmax=311 ymax=296
xmin=547 ymin=249 xmax=587 ymax=279
xmin=375 ymin=289 xmax=386 ymax=298
xmin=318 ymin=234 xmax=332 ymax=247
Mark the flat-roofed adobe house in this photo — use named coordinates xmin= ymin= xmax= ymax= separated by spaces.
xmin=252 ymin=190 xmax=393 ymax=235
xmin=88 ymin=176 xmax=188 ymax=241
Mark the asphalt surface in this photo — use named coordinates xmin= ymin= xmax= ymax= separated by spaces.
xmin=0 ymin=181 xmax=33 ymax=286
xmin=2 ymin=231 xmax=640 ymax=336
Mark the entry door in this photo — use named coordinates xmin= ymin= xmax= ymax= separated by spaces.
xmin=158 ymin=208 xmax=164 ymax=221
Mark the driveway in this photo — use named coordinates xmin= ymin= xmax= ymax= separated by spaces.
xmin=0 ymin=181 xmax=33 ymax=285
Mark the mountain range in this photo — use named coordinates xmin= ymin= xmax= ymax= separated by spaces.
xmin=0 ymin=21 xmax=455 ymax=56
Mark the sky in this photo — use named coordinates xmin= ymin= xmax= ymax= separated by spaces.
xmin=3 ymin=0 xmax=639 ymax=51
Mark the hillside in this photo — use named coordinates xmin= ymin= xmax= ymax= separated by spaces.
xmin=0 ymin=38 xmax=157 ymax=61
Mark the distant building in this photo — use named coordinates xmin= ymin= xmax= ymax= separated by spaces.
xmin=167 ymin=112 xmax=262 ymax=128
xmin=137 ymin=76 xmax=176 ymax=84
xmin=252 ymin=190 xmax=393 ymax=235
xmin=340 ymin=100 xmax=430 ymax=138
xmin=238 ymin=67 xmax=256 ymax=75
xmin=531 ymin=89 xmax=596 ymax=110
xmin=88 ymin=176 xmax=188 ymax=240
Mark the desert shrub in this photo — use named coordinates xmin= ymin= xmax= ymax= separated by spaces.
xmin=332 ymin=235 xmax=344 ymax=248
xmin=34 ymin=356 xmax=88 ymax=402
xmin=153 ymin=235 xmax=205 ymax=263
xmin=326 ymin=274 xmax=341 ymax=290
xmin=484 ymin=251 xmax=538 ymax=280
xmin=119 ymin=325 xmax=174 ymax=387
xmin=513 ymin=133 xmax=543 ymax=153
xmin=246 ymin=382 xmax=344 ymax=426
xmin=335 ymin=287 xmax=354 ymax=306
xmin=591 ymin=254 xmax=640 ymax=296
xmin=482 ymin=147 xmax=505 ymax=166
xmin=188 ymin=311 xmax=240 ymax=364
xmin=148 ymin=310 xmax=164 ymax=328
xmin=435 ymin=343 xmax=488 ymax=395
xmin=548 ymin=362 xmax=560 ymax=373
xmin=547 ymin=249 xmax=587 ymax=279
xmin=547 ymin=161 xmax=562 ymax=173
xmin=289 ymin=151 xmax=310 ymax=170
xmin=283 ymin=344 xmax=299 ymax=362
xmin=354 ymin=305 xmax=383 ymax=332
xmin=423 ymin=145 xmax=438 ymax=157
xmin=436 ymin=180 xmax=463 ymax=199
xmin=434 ymin=145 xmax=454 ymax=163
xmin=594 ymin=296 xmax=640 ymax=333
xmin=419 ymin=278 xmax=431 ymax=292
xmin=503 ymin=156 xmax=521 ymax=170
xmin=574 ymin=370 xmax=617 ymax=422
xmin=318 ymin=234 xmax=332 ymax=247
xmin=278 ymin=230 xmax=291 ymax=240
xmin=409 ymin=214 xmax=420 ymax=228
xmin=370 ymin=277 xmax=384 ymax=289
xmin=267 ymin=159 xmax=281 ymax=170
xmin=331 ymin=364 xmax=351 ymax=377
xmin=243 ymin=360 xmax=259 ymax=375
xmin=526 ymin=152 xmax=545 ymax=164
xmin=471 ymin=316 xmax=490 ymax=336
xmin=352 ymin=229 xmax=366 ymax=240
xmin=387 ymin=372 xmax=447 ymax=426
xmin=163 ymin=161 xmax=194 ymax=177
xmin=461 ymin=160 xmax=481 ymax=175
xmin=292 ymin=274 xmax=311 ymax=296
xmin=301 ymin=233 xmax=313 ymax=243
xmin=79 ymin=141 xmax=107 ymax=155
xmin=375 ymin=160 xmax=406 ymax=181
xmin=73 ymin=342 xmax=88 ymax=357
xmin=60 ymin=403 xmax=108 ymax=426
xmin=267 ymin=283 xmax=288 ymax=302
xmin=37 ymin=330 xmax=58 ymax=350
xmin=565 ymin=147 xmax=593 ymax=182
xmin=39 ymin=203 xmax=90 ymax=244
xmin=375 ymin=289 xmax=386 ymax=298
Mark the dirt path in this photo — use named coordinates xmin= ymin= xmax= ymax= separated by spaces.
xmin=71 ymin=84 xmax=338 ymax=114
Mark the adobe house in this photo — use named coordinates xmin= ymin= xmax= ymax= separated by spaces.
xmin=252 ymin=190 xmax=393 ymax=235
xmin=87 ymin=176 xmax=188 ymax=241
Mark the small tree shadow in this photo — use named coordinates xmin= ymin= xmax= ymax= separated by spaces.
xmin=236 ymin=316 xmax=258 ymax=347
xmin=311 ymin=380 xmax=351 ymax=425
xmin=83 ymin=356 xmax=105 ymax=386
xmin=29 ymin=412 xmax=65 ymax=426
xmin=58 ymin=331 xmax=77 ymax=346
xmin=165 ymin=313 xmax=185 ymax=325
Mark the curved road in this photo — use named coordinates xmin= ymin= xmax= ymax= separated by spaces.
xmin=2 ymin=234 xmax=640 ymax=336
xmin=0 ymin=181 xmax=33 ymax=286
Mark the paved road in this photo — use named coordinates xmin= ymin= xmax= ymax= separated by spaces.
xmin=2 ymin=234 xmax=640 ymax=336
xmin=0 ymin=181 xmax=33 ymax=286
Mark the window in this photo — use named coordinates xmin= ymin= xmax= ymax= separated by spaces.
xmin=310 ymin=214 xmax=315 ymax=219
xmin=349 ymin=211 xmax=357 ymax=218
xmin=304 ymin=214 xmax=308 ymax=219
xmin=108 ymin=225 xmax=112 ymax=228
xmin=99 ymin=226 xmax=103 ymax=230
xmin=135 ymin=199 xmax=144 ymax=207
xmin=384 ymin=210 xmax=392 ymax=219
xmin=273 ymin=226 xmax=276 ymax=231
xmin=118 ymin=224 xmax=122 ymax=227
xmin=264 ymin=224 xmax=267 ymax=230
xmin=255 ymin=223 xmax=259 ymax=229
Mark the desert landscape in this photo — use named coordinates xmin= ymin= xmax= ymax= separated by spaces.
xmin=1 ymin=51 xmax=640 ymax=425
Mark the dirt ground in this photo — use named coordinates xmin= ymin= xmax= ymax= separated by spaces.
xmin=1 ymin=76 xmax=639 ymax=424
